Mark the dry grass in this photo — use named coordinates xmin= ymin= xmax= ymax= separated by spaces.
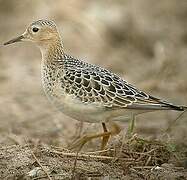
xmin=0 ymin=135 xmax=186 ymax=179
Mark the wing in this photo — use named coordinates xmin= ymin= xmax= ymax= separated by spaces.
xmin=60 ymin=55 xmax=184 ymax=111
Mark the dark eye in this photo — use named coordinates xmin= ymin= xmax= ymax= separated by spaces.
xmin=32 ymin=27 xmax=39 ymax=32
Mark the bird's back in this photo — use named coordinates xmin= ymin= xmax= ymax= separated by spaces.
xmin=42 ymin=54 xmax=185 ymax=113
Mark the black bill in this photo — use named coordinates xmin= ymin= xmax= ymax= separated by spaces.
xmin=3 ymin=35 xmax=24 ymax=45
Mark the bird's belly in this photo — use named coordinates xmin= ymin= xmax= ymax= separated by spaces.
xmin=42 ymin=80 xmax=146 ymax=123
xmin=47 ymin=93 xmax=143 ymax=123
xmin=48 ymin=93 xmax=108 ymax=123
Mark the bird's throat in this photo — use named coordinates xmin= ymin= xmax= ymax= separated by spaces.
xmin=39 ymin=38 xmax=64 ymax=63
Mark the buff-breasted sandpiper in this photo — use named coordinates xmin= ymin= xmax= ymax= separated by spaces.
xmin=3 ymin=19 xmax=187 ymax=150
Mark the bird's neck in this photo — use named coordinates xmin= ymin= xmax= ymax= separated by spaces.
xmin=39 ymin=38 xmax=64 ymax=64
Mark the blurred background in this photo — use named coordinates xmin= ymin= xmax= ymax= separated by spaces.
xmin=0 ymin=0 xmax=187 ymax=149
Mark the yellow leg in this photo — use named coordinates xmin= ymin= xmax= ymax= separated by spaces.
xmin=69 ymin=131 xmax=112 ymax=151
xmin=101 ymin=122 xmax=110 ymax=150
xmin=69 ymin=122 xmax=121 ymax=151
xmin=101 ymin=122 xmax=122 ymax=150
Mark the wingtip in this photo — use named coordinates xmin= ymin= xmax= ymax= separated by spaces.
xmin=149 ymin=95 xmax=187 ymax=112
xmin=171 ymin=105 xmax=187 ymax=111
xmin=181 ymin=106 xmax=187 ymax=111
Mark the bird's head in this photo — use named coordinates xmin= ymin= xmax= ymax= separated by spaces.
xmin=3 ymin=19 xmax=60 ymax=48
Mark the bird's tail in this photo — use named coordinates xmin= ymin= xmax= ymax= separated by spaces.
xmin=149 ymin=95 xmax=187 ymax=112
xmin=168 ymin=105 xmax=187 ymax=111
xmin=180 ymin=106 xmax=187 ymax=111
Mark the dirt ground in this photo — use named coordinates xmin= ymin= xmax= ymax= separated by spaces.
xmin=0 ymin=0 xmax=187 ymax=179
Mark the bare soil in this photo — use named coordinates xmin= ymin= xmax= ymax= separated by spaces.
xmin=1 ymin=135 xmax=187 ymax=179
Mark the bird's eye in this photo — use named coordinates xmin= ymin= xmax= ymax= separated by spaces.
xmin=32 ymin=27 xmax=39 ymax=32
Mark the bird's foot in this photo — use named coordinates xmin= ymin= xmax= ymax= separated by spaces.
xmin=68 ymin=131 xmax=112 ymax=152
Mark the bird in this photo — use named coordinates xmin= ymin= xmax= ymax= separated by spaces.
xmin=3 ymin=19 xmax=187 ymax=150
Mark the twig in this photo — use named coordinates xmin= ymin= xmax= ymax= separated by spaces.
xmin=145 ymin=156 xmax=152 ymax=166
xmin=0 ymin=144 xmax=18 ymax=150
xmin=173 ymin=167 xmax=185 ymax=170
xmin=123 ymin=148 xmax=156 ymax=156
xmin=133 ymin=166 xmax=154 ymax=169
xmin=86 ymin=149 xmax=111 ymax=154
xmin=50 ymin=150 xmax=134 ymax=161
xmin=33 ymin=175 xmax=48 ymax=180
xmin=71 ymin=150 xmax=79 ymax=180
xmin=165 ymin=110 xmax=186 ymax=133
xmin=31 ymin=150 xmax=52 ymax=180
xmin=24 ymin=138 xmax=52 ymax=180
xmin=130 ymin=168 xmax=144 ymax=179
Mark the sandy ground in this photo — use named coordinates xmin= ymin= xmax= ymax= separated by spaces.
xmin=0 ymin=0 xmax=187 ymax=179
